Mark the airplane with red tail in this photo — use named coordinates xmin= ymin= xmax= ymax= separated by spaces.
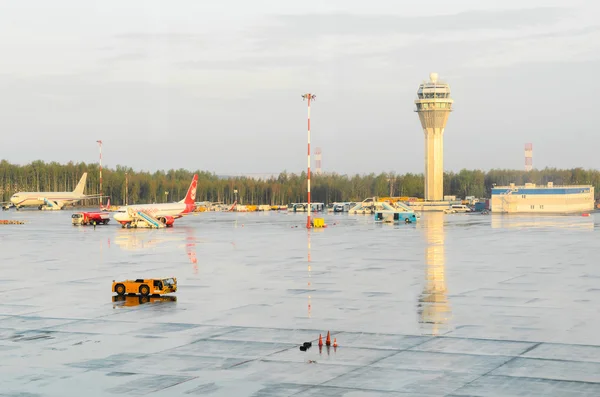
xmin=101 ymin=198 xmax=111 ymax=212
xmin=113 ymin=175 xmax=198 ymax=227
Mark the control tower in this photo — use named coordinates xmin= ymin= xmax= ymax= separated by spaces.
xmin=415 ymin=73 xmax=453 ymax=201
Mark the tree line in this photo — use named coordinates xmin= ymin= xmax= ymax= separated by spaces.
xmin=1 ymin=160 xmax=599 ymax=205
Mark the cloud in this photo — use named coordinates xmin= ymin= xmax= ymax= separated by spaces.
xmin=505 ymin=24 xmax=600 ymax=40
xmin=97 ymin=32 xmax=207 ymax=72
xmin=48 ymin=5 xmax=594 ymax=102
xmin=98 ymin=52 xmax=148 ymax=65
xmin=89 ymin=6 xmax=595 ymax=87
xmin=115 ymin=32 xmax=204 ymax=42
xmin=249 ymin=7 xmax=570 ymax=42
xmin=466 ymin=28 xmax=600 ymax=68
xmin=174 ymin=6 xmax=590 ymax=76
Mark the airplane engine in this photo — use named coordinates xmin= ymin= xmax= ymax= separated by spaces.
xmin=158 ymin=216 xmax=175 ymax=227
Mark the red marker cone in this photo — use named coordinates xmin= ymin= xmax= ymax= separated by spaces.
xmin=333 ymin=338 xmax=338 ymax=347
xmin=318 ymin=334 xmax=323 ymax=347
xmin=325 ymin=331 xmax=331 ymax=346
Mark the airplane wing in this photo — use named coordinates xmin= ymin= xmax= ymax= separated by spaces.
xmin=173 ymin=212 xmax=196 ymax=219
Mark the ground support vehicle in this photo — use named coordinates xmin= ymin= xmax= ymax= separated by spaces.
xmin=72 ymin=212 xmax=110 ymax=225
xmin=112 ymin=278 xmax=177 ymax=296
xmin=119 ymin=209 xmax=174 ymax=228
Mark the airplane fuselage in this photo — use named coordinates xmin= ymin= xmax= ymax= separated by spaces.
xmin=113 ymin=203 xmax=194 ymax=224
xmin=10 ymin=192 xmax=83 ymax=208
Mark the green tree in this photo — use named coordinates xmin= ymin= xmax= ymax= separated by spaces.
xmin=2 ymin=160 xmax=600 ymax=205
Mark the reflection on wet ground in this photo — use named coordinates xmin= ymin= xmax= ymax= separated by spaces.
xmin=112 ymin=294 xmax=177 ymax=307
xmin=0 ymin=210 xmax=599 ymax=396
xmin=418 ymin=212 xmax=451 ymax=336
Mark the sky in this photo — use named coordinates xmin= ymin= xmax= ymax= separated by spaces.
xmin=0 ymin=0 xmax=599 ymax=176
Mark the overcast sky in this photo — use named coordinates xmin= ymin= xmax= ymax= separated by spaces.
xmin=0 ymin=0 xmax=598 ymax=176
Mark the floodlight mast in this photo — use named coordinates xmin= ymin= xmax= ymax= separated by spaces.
xmin=301 ymin=93 xmax=316 ymax=229
xmin=96 ymin=140 xmax=103 ymax=203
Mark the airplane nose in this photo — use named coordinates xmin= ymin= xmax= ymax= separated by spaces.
xmin=10 ymin=196 xmax=17 ymax=204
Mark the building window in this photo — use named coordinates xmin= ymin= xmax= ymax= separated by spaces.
xmin=530 ymin=205 xmax=535 ymax=209
xmin=540 ymin=205 xmax=544 ymax=209
xmin=522 ymin=195 xmax=526 ymax=198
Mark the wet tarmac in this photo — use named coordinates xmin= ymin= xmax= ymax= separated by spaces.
xmin=0 ymin=209 xmax=599 ymax=396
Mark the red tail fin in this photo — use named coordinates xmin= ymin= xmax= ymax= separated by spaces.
xmin=181 ymin=174 xmax=198 ymax=205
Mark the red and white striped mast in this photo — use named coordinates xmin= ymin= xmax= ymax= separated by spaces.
xmin=96 ymin=140 xmax=103 ymax=202
xmin=524 ymin=143 xmax=532 ymax=172
xmin=302 ymin=93 xmax=315 ymax=229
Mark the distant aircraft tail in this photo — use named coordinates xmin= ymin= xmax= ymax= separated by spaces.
xmin=74 ymin=173 xmax=87 ymax=195
xmin=179 ymin=174 xmax=198 ymax=205
xmin=101 ymin=198 xmax=110 ymax=210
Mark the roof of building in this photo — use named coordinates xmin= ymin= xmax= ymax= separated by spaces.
xmin=491 ymin=184 xmax=592 ymax=195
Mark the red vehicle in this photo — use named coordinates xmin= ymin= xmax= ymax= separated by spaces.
xmin=71 ymin=212 xmax=110 ymax=225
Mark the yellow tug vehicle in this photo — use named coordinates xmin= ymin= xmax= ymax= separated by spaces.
xmin=112 ymin=277 xmax=177 ymax=296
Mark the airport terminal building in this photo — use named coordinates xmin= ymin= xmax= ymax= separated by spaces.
xmin=491 ymin=182 xmax=594 ymax=214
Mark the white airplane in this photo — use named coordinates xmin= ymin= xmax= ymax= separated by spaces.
xmin=1 ymin=173 xmax=102 ymax=211
xmin=113 ymin=174 xmax=198 ymax=227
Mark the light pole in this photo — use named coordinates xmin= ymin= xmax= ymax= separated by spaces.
xmin=164 ymin=191 xmax=169 ymax=203
xmin=125 ymin=172 xmax=128 ymax=205
xmin=301 ymin=93 xmax=315 ymax=229
xmin=233 ymin=189 xmax=239 ymax=228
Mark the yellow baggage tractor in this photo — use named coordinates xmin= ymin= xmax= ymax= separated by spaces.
xmin=112 ymin=277 xmax=177 ymax=296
